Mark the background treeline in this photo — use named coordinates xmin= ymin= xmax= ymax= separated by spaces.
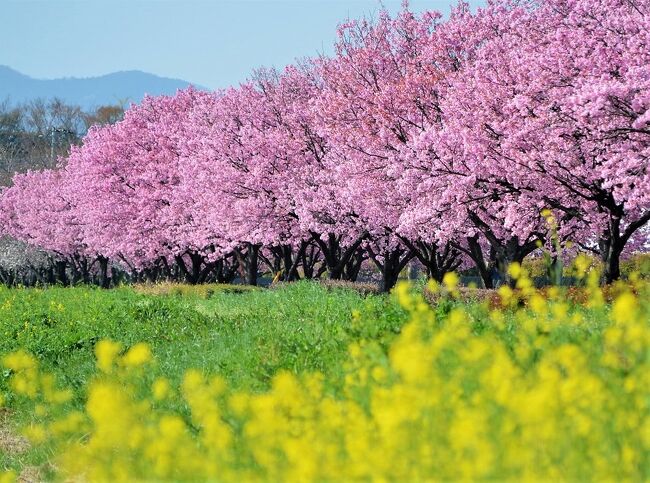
xmin=0 ymin=98 xmax=124 ymax=182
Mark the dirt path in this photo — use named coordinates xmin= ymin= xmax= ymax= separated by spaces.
xmin=0 ymin=409 xmax=42 ymax=482
xmin=0 ymin=409 xmax=29 ymax=455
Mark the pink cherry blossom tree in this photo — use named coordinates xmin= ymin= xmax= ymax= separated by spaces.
xmin=0 ymin=168 xmax=89 ymax=285
xmin=433 ymin=0 xmax=650 ymax=283
xmin=314 ymin=6 xmax=470 ymax=290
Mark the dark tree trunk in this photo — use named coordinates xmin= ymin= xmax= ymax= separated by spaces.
xmin=234 ymin=244 xmax=261 ymax=286
xmin=189 ymin=252 xmax=204 ymax=284
xmin=280 ymin=242 xmax=307 ymax=282
xmin=400 ymin=238 xmax=461 ymax=283
xmin=494 ymin=238 xmax=532 ymax=287
xmin=408 ymin=261 xmax=421 ymax=281
xmin=282 ymin=244 xmax=306 ymax=282
xmin=111 ymin=266 xmax=123 ymax=286
xmin=547 ymin=255 xmax=563 ymax=286
xmin=467 ymin=212 xmax=542 ymax=288
xmin=70 ymin=256 xmax=91 ymax=285
xmin=44 ymin=265 xmax=55 ymax=286
xmin=55 ymin=260 xmax=69 ymax=286
xmin=310 ymin=231 xmax=367 ymax=280
xmin=175 ymin=252 xmax=207 ymax=285
xmin=602 ymin=248 xmax=621 ymax=284
xmin=175 ymin=254 xmax=190 ymax=283
xmin=343 ymin=247 xmax=366 ymax=282
xmin=260 ymin=244 xmax=305 ymax=282
xmin=69 ymin=256 xmax=90 ymax=285
xmin=214 ymin=255 xmax=239 ymax=284
xmin=159 ymin=256 xmax=173 ymax=281
xmin=98 ymin=256 xmax=110 ymax=289
xmin=259 ymin=249 xmax=282 ymax=278
xmin=246 ymin=244 xmax=260 ymax=286
xmin=592 ymin=193 xmax=649 ymax=285
xmin=453 ymin=235 xmax=493 ymax=289
xmin=144 ymin=268 xmax=154 ymax=283
xmin=368 ymin=246 xmax=415 ymax=293
xmin=131 ymin=269 xmax=142 ymax=284
xmin=197 ymin=261 xmax=217 ymax=284
xmin=599 ymin=216 xmax=623 ymax=285
xmin=301 ymin=243 xmax=322 ymax=279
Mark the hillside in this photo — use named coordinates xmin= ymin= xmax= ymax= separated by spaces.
xmin=0 ymin=66 xmax=204 ymax=109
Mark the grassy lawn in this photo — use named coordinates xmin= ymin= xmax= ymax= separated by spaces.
xmin=0 ymin=282 xmax=410 ymax=471
xmin=1 ymin=278 xmax=648 ymax=480
xmin=0 ymin=282 xmax=408 ymax=396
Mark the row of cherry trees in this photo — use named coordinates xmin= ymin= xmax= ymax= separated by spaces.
xmin=1 ymin=0 xmax=648 ymax=291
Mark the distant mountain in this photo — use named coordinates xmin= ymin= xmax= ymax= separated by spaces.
xmin=0 ymin=66 xmax=206 ymax=109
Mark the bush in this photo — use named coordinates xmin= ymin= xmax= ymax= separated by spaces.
xmin=133 ymin=282 xmax=260 ymax=298
xmin=622 ymin=253 xmax=650 ymax=280
xmin=316 ymin=279 xmax=380 ymax=296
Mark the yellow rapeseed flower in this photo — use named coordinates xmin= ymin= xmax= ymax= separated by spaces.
xmin=442 ymin=272 xmax=459 ymax=290
xmin=152 ymin=378 xmax=171 ymax=401
xmin=612 ymin=292 xmax=638 ymax=325
xmin=0 ymin=471 xmax=17 ymax=483
xmin=508 ymin=262 xmax=522 ymax=280
xmin=2 ymin=279 xmax=649 ymax=482
xmin=121 ymin=343 xmax=153 ymax=367
xmin=95 ymin=340 xmax=122 ymax=373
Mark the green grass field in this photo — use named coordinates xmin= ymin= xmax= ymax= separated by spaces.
xmin=1 ymin=276 xmax=649 ymax=480
xmin=0 ymin=281 xmax=409 ymax=476
xmin=0 ymin=282 xmax=409 ymax=398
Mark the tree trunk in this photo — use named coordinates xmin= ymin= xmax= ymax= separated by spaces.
xmin=189 ymin=252 xmax=204 ymax=284
xmin=492 ymin=237 xmax=531 ymax=288
xmin=174 ymin=252 xmax=206 ymax=284
xmin=55 ymin=260 xmax=69 ymax=286
xmin=547 ymin=255 xmax=563 ymax=286
xmin=98 ymin=256 xmax=110 ymax=289
xmin=246 ymin=244 xmax=260 ymax=286
xmin=461 ymin=235 xmax=493 ymax=289
xmin=175 ymin=254 xmax=191 ymax=283
xmin=343 ymin=247 xmax=365 ymax=282
xmin=600 ymin=236 xmax=622 ymax=285
xmin=111 ymin=266 xmax=123 ymax=286
xmin=368 ymin=246 xmax=414 ymax=293
xmin=282 ymin=242 xmax=307 ymax=282
xmin=214 ymin=256 xmax=238 ymax=284
xmin=234 ymin=244 xmax=261 ymax=286
xmin=408 ymin=261 xmax=420 ymax=281
xmin=310 ymin=231 xmax=367 ymax=280
xmin=301 ymin=243 xmax=322 ymax=279
xmin=400 ymin=238 xmax=461 ymax=284
xmin=466 ymin=212 xmax=542 ymax=288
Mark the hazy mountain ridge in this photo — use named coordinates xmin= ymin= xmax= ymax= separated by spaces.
xmin=0 ymin=66 xmax=205 ymax=109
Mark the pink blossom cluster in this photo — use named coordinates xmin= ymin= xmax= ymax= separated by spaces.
xmin=1 ymin=0 xmax=648 ymax=289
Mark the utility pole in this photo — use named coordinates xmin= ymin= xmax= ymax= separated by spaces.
xmin=50 ymin=127 xmax=55 ymax=161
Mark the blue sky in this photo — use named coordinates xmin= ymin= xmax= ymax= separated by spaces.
xmin=1 ymin=0 xmax=485 ymax=90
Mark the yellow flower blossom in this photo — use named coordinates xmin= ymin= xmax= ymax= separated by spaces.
xmin=95 ymin=340 xmax=122 ymax=373
xmin=120 ymin=343 xmax=152 ymax=367
xmin=152 ymin=377 xmax=171 ymax=401
xmin=442 ymin=272 xmax=459 ymax=290
xmin=0 ymin=471 xmax=17 ymax=483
